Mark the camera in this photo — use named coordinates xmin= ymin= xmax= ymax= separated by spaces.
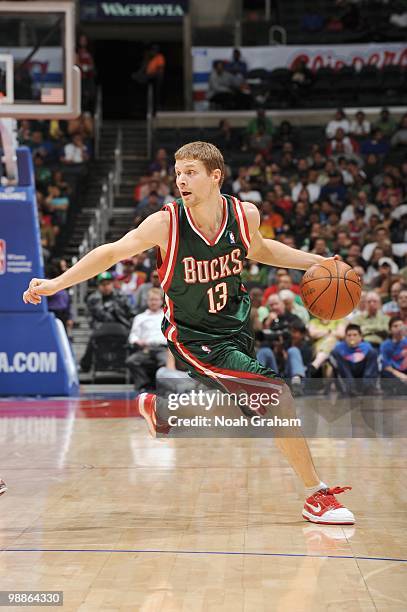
xmin=258 ymin=324 xmax=292 ymax=350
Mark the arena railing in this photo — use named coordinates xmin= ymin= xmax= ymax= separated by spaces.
xmin=94 ymin=86 xmax=103 ymax=160
xmin=71 ymin=127 xmax=122 ymax=317
xmin=146 ymin=81 xmax=154 ymax=160
xmin=114 ymin=126 xmax=122 ymax=197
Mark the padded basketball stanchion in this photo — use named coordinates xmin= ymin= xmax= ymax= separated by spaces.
xmin=0 ymin=147 xmax=79 ymax=396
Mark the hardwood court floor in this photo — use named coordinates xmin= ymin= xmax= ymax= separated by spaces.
xmin=0 ymin=393 xmax=405 ymax=611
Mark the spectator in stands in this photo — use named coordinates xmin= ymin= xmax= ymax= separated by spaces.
xmin=360 ymin=128 xmax=390 ymax=158
xmin=238 ymin=178 xmax=262 ymax=204
xmin=76 ymin=34 xmax=96 ymax=112
xmin=246 ymin=109 xmax=274 ymax=140
xmin=311 ymin=237 xmax=332 ymax=257
xmin=132 ymin=252 xmax=151 ymax=285
xmin=350 ymin=111 xmax=371 ymax=138
xmin=248 ymin=125 xmax=273 ymax=155
xmin=291 ymin=169 xmax=321 ymax=203
xmin=17 ymin=120 xmax=32 ymax=144
xmin=280 ymin=150 xmax=298 ymax=178
xmin=374 ymin=109 xmax=397 ymax=139
xmin=126 ymin=288 xmax=167 ymax=391
xmin=397 ymin=289 xmax=407 ymax=324
xmin=115 ymin=259 xmax=144 ymax=305
xmin=383 ymin=281 xmax=404 ymax=316
xmin=325 ymin=109 xmax=350 ymax=139
xmin=380 ymin=316 xmax=407 ymax=394
xmin=61 ymin=133 xmax=89 ymax=165
xmin=52 ymin=170 xmax=71 ymax=197
xmin=257 ymin=296 xmax=306 ymax=395
xmin=241 ymin=260 xmax=269 ymax=288
xmin=45 ymin=185 xmax=70 ymax=227
xmin=391 ymin=113 xmax=407 ymax=147
xmin=38 ymin=209 xmax=55 ymax=261
xmin=227 ymin=48 xmax=248 ymax=80
xmin=330 ymin=323 xmax=379 ymax=396
xmin=208 ymin=61 xmax=250 ymax=110
xmin=80 ymin=272 xmax=134 ymax=371
xmin=351 ymin=291 xmax=389 ymax=348
xmin=215 ymin=119 xmax=240 ymax=152
xmin=134 ymin=191 xmax=162 ymax=226
xmin=320 ymin=170 xmax=347 ymax=205
xmin=274 ymin=120 xmax=299 ymax=149
xmin=34 ymin=153 xmax=52 ymax=193
xmin=149 ymin=148 xmax=170 ymax=177
xmin=133 ymin=269 xmax=163 ymax=314
xmin=337 ymin=156 xmax=353 ymax=185
xmin=348 ymin=210 xmax=367 ymax=245
xmin=232 ymin=166 xmax=248 ymax=194
xmin=67 ymin=114 xmax=94 ymax=142
xmin=308 ymin=317 xmax=346 ymax=374
xmin=249 ymin=287 xmax=269 ymax=331
xmin=262 ymin=270 xmax=300 ymax=305
xmin=364 ymin=153 xmax=382 ymax=182
xmin=371 ymin=258 xmax=397 ymax=300
xmin=326 ymin=128 xmax=359 ymax=159
xmin=362 ymin=226 xmax=393 ymax=261
xmin=391 ymin=212 xmax=407 ymax=246
xmin=146 ymin=45 xmax=166 ymax=111
xmin=340 ymin=194 xmax=378 ymax=225
xmin=376 ymin=173 xmax=403 ymax=206
xmin=364 ymin=246 xmax=385 ymax=285
xmin=308 ymin=146 xmax=326 ymax=170
xmin=258 ymin=198 xmax=284 ymax=239
xmin=29 ymin=130 xmax=54 ymax=162
xmin=290 ymin=58 xmax=313 ymax=105
xmin=272 ymin=183 xmax=293 ymax=215
xmin=279 ymin=289 xmax=310 ymax=325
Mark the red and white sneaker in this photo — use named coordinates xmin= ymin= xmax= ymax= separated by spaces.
xmin=302 ymin=486 xmax=355 ymax=525
xmin=136 ymin=393 xmax=170 ymax=438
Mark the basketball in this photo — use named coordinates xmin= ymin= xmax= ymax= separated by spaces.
xmin=300 ymin=260 xmax=361 ymax=320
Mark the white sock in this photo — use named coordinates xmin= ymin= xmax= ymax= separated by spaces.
xmin=305 ymin=481 xmax=328 ymax=496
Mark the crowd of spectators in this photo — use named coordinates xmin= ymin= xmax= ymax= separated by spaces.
xmin=83 ymin=106 xmax=407 ymax=396
xmin=16 ymin=114 xmax=93 ymax=261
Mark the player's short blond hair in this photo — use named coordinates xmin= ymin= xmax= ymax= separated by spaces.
xmin=175 ymin=141 xmax=225 ymax=188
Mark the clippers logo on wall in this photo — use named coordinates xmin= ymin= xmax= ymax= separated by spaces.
xmin=81 ymin=0 xmax=188 ymax=21
xmin=0 ymin=239 xmax=6 ymax=275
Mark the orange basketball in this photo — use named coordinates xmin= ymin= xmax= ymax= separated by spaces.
xmin=300 ymin=260 xmax=361 ymax=320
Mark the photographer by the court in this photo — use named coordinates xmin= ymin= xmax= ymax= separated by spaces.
xmin=80 ymin=271 xmax=135 ymax=371
xmin=257 ymin=295 xmax=309 ymax=395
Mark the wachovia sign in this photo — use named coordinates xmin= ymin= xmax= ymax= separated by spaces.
xmin=81 ymin=0 xmax=188 ymax=20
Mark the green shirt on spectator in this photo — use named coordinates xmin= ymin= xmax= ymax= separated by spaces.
xmin=246 ymin=117 xmax=274 ymax=137
xmin=350 ymin=312 xmax=389 ymax=346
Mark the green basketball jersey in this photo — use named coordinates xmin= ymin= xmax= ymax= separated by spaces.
xmin=157 ymin=194 xmax=252 ymax=343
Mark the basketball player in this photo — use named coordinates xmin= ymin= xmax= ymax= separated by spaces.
xmin=23 ymin=142 xmax=354 ymax=525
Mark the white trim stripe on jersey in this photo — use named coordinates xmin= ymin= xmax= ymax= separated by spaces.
xmin=162 ymin=202 xmax=178 ymax=290
xmin=232 ymin=197 xmax=251 ymax=251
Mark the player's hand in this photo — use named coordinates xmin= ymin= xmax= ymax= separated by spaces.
xmin=22 ymin=278 xmax=58 ymax=305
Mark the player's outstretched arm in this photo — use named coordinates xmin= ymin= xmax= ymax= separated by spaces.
xmin=23 ymin=210 xmax=169 ymax=305
xmin=242 ymin=201 xmax=335 ymax=271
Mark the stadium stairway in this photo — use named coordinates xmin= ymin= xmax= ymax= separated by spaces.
xmin=107 ymin=120 xmax=149 ymax=243
xmin=67 ymin=121 xmax=149 ymax=378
